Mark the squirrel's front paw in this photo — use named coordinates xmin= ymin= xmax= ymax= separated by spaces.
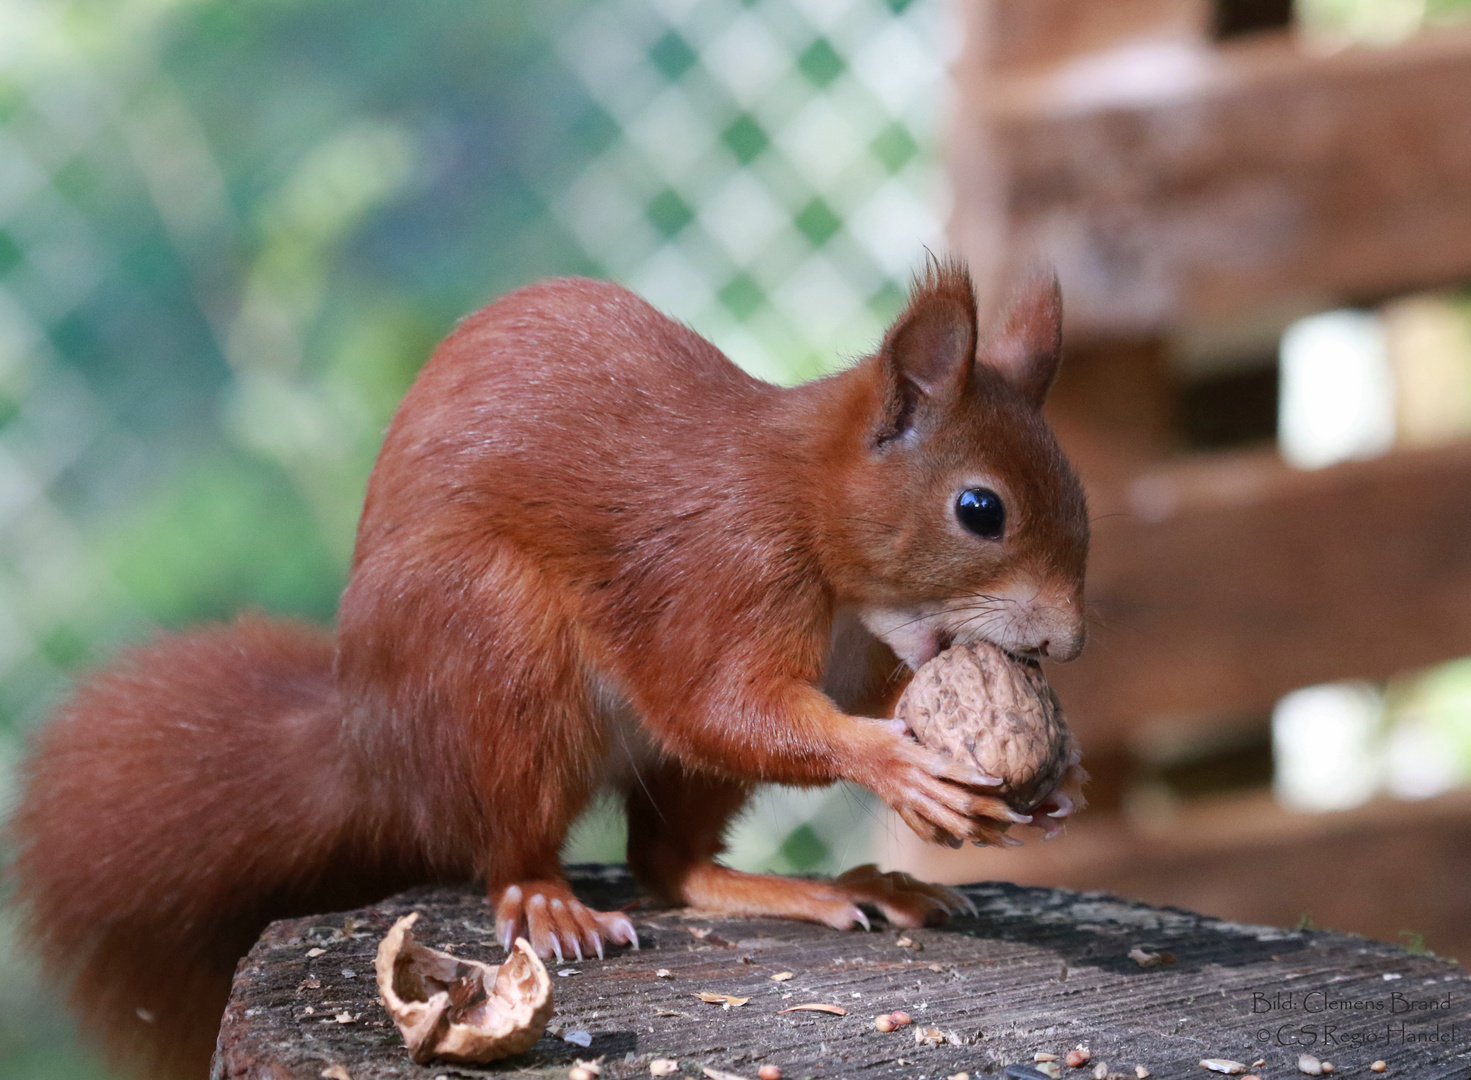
xmin=492 ymin=881 xmax=638 ymax=962
xmin=856 ymin=728 xmax=1029 ymax=848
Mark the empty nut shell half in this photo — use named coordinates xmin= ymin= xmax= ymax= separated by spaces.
xmin=375 ymin=912 xmax=553 ymax=1063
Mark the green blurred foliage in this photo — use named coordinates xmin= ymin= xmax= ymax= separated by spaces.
xmin=0 ymin=0 xmax=605 ymax=733
xmin=1298 ymin=0 xmax=1471 ymax=42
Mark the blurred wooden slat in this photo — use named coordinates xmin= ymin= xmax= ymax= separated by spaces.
xmin=1045 ymin=337 xmax=1181 ymax=481
xmin=974 ymin=0 xmax=1209 ymax=72
xmin=955 ymin=24 xmax=1471 ymax=338
xmin=883 ymin=787 xmax=1471 ymax=963
xmin=1050 ymin=439 xmax=1471 ymax=748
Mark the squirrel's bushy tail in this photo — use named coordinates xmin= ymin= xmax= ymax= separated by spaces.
xmin=8 ymin=616 xmax=415 ymax=1080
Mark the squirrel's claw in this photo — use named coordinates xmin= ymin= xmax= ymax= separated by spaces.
xmin=1027 ymin=758 xmax=1088 ymax=839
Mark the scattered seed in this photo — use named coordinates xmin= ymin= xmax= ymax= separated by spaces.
xmin=650 ymin=1060 xmax=679 ymax=1077
xmin=895 ymin=935 xmax=923 ymax=951
xmin=1136 ymin=1069 xmax=1150 ymax=1079
xmin=1066 ymin=1048 xmax=1091 ymax=1067
xmin=890 ymin=1010 xmax=912 ymax=1026
xmin=758 ymin=1066 xmax=782 ymax=1080
xmin=332 ymin=1012 xmax=354 ymax=1024
xmin=948 ymin=1074 xmax=970 ymax=1080
xmin=569 ymin=1069 xmax=595 ymax=1080
xmin=321 ymin=1068 xmax=352 ymax=1080
xmin=306 ymin=947 xmax=326 ymax=958
xmin=656 ymin=969 xmax=673 ymax=978
xmin=875 ymin=1015 xmax=897 ymax=1032
xmin=1092 ymin=1065 xmax=1108 ymax=1080
xmin=573 ymin=1059 xmax=603 ymax=1078
xmin=558 ymin=968 xmax=580 ymax=977
xmin=1371 ymin=1063 xmax=1387 ymax=1074
xmin=1321 ymin=1065 xmax=1334 ymax=1075
xmin=1298 ymin=1055 xmax=1323 ymax=1076
xmin=695 ymin=992 xmax=750 ymax=1007
xmin=1037 ymin=1064 xmax=1063 ymax=1079
xmin=779 ymin=1003 xmax=846 ymax=1016
xmin=770 ymin=971 xmax=794 ymax=982
xmin=1129 ymin=947 xmax=1174 ymax=968
xmin=702 ymin=1068 xmax=751 ymax=1080
xmin=1252 ymin=1063 xmax=1265 ymax=1070
xmin=1199 ymin=1062 xmax=1246 ymax=1075
xmin=1036 ymin=1053 xmax=1060 ymax=1062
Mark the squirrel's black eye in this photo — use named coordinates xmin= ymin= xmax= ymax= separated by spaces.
xmin=956 ymin=488 xmax=1005 ymax=539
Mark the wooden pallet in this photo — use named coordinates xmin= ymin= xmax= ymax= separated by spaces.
xmin=937 ymin=0 xmax=1471 ymax=952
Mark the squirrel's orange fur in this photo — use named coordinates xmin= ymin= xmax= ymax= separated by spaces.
xmin=9 ymin=260 xmax=1088 ymax=1079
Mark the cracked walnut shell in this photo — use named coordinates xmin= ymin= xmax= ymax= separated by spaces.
xmin=895 ymin=639 xmax=1080 ymax=815
xmin=375 ymin=912 xmax=553 ymax=1064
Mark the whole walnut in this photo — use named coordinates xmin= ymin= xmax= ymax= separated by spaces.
xmin=894 ymin=640 xmax=1085 ymax=822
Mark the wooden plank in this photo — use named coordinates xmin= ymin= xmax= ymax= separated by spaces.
xmin=954 ymin=25 xmax=1471 ymax=338
xmin=216 ymin=868 xmax=1471 ymax=1079
xmin=1044 ymin=337 xmax=1182 ymax=481
xmin=1048 ymin=439 xmax=1471 ymax=745
xmin=884 ymin=787 xmax=1471 ymax=966
xmin=969 ymin=0 xmax=1209 ymax=73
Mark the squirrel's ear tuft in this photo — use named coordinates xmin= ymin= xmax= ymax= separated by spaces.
xmin=979 ymin=268 xmax=1063 ymax=409
xmin=876 ymin=258 xmax=978 ymax=439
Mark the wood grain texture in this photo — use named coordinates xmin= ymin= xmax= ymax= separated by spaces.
xmin=215 ymin=867 xmax=1471 ymax=1080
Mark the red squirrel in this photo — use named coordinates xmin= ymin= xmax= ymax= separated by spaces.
xmin=9 ymin=258 xmax=1088 ymax=1079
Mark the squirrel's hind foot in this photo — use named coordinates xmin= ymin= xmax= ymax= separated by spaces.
xmin=665 ymin=860 xmax=971 ymax=932
xmin=492 ymin=881 xmax=639 ymax=962
xmin=830 ymin=862 xmax=976 ymax=927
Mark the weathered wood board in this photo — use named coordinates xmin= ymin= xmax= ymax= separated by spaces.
xmin=215 ymin=867 xmax=1471 ymax=1080
xmin=1047 ymin=439 xmax=1471 ymax=748
xmin=953 ymin=22 xmax=1471 ymax=339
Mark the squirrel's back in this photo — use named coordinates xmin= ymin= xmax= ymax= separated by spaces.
xmin=352 ymin=276 xmax=792 ymax=560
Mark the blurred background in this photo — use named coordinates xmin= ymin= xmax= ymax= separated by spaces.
xmin=1 ymin=0 xmax=1470 ymax=1074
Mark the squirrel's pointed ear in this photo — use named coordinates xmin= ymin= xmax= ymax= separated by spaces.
xmin=877 ymin=259 xmax=978 ymax=434
xmin=979 ymin=269 xmax=1063 ymax=409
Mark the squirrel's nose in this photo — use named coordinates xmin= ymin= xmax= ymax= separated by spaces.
xmin=1046 ymin=625 xmax=1085 ymax=662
